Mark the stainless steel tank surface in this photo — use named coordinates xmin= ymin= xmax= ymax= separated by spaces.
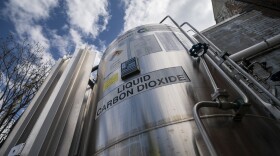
xmin=88 ymin=24 xmax=280 ymax=156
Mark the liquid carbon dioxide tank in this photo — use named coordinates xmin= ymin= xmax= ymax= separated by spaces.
xmin=87 ymin=24 xmax=280 ymax=156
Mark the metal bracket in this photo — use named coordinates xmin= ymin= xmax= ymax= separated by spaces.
xmin=8 ymin=143 xmax=25 ymax=156
xmin=218 ymin=51 xmax=229 ymax=59
xmin=211 ymin=88 xmax=229 ymax=101
xmin=88 ymin=79 xmax=95 ymax=89
xmin=91 ymin=65 xmax=99 ymax=72
xmin=217 ymin=51 xmax=229 ymax=65
xmin=233 ymin=99 xmax=251 ymax=121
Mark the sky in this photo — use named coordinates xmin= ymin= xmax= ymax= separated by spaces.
xmin=0 ymin=0 xmax=216 ymax=62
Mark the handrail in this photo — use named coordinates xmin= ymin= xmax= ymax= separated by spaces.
xmin=160 ymin=16 xmax=222 ymax=94
xmin=180 ymin=22 xmax=223 ymax=53
xmin=159 ymin=16 xmax=255 ymax=156
xmin=160 ymin=16 xmax=196 ymax=44
xmin=180 ymin=20 xmax=280 ymax=106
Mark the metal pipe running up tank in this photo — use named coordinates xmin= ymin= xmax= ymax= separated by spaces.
xmin=225 ymin=56 xmax=280 ymax=107
xmin=160 ymin=17 xmax=246 ymax=156
xmin=180 ymin=20 xmax=278 ymax=107
xmin=239 ymin=80 xmax=280 ymax=119
xmin=201 ymin=56 xmax=219 ymax=92
xmin=160 ymin=17 xmax=251 ymax=155
xmin=193 ymin=101 xmax=237 ymax=156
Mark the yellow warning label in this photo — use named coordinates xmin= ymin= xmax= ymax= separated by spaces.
xmin=103 ymin=73 xmax=118 ymax=91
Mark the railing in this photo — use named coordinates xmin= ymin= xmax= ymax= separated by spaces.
xmin=159 ymin=15 xmax=266 ymax=156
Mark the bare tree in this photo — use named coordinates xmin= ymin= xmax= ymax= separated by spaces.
xmin=0 ymin=34 xmax=53 ymax=146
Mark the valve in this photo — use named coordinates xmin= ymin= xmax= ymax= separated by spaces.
xmin=189 ymin=43 xmax=209 ymax=57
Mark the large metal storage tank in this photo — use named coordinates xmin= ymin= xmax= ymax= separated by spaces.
xmin=87 ymin=24 xmax=280 ymax=156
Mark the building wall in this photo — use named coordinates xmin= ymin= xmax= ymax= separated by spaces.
xmin=238 ymin=0 xmax=280 ymax=12
xmin=202 ymin=9 xmax=280 ymax=54
xmin=211 ymin=0 xmax=248 ymax=23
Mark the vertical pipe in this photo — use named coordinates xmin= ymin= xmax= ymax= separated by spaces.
xmin=201 ymin=57 xmax=219 ymax=92
xmin=205 ymin=54 xmax=249 ymax=103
